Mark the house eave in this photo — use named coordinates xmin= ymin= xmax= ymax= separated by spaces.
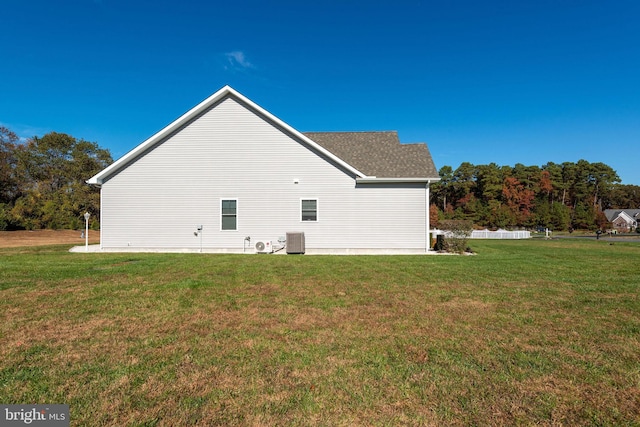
xmin=356 ymin=177 xmax=441 ymax=184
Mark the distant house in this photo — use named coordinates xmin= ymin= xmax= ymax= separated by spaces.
xmin=603 ymin=209 xmax=640 ymax=232
xmin=87 ymin=86 xmax=440 ymax=253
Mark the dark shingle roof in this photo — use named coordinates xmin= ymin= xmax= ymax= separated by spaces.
xmin=303 ymin=131 xmax=439 ymax=179
xmin=603 ymin=209 xmax=640 ymax=221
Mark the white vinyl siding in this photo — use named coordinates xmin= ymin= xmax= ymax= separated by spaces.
xmin=99 ymin=96 xmax=428 ymax=251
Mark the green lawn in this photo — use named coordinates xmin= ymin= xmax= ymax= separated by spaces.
xmin=1 ymin=240 xmax=639 ymax=426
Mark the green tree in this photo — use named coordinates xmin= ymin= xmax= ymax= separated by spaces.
xmin=0 ymin=126 xmax=21 ymax=204
xmin=454 ymin=193 xmax=482 ymax=223
xmin=604 ymin=184 xmax=640 ymax=208
xmin=430 ymin=160 xmax=627 ymax=231
xmin=511 ymin=163 xmax=540 ymax=191
xmin=11 ymin=132 xmax=112 ymax=229
xmin=431 ymin=165 xmax=454 ymax=211
xmin=550 ymin=202 xmax=571 ymax=231
xmin=476 ymin=163 xmax=504 ymax=202
xmin=452 ymin=162 xmax=477 ymax=205
xmin=0 ymin=127 xmax=26 ymax=229
xmin=532 ymin=200 xmax=552 ymax=229
xmin=586 ymin=162 xmax=620 ymax=210
xmin=561 ymin=162 xmax=579 ymax=207
xmin=542 ymin=162 xmax=563 ymax=203
xmin=572 ymin=202 xmax=597 ymax=230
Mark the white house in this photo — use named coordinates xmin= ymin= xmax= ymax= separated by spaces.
xmin=87 ymin=86 xmax=440 ymax=254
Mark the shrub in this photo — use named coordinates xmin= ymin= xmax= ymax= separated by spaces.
xmin=438 ymin=219 xmax=473 ymax=254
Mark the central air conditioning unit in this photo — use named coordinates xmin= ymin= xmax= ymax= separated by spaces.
xmin=286 ymin=232 xmax=305 ymax=254
xmin=255 ymin=240 xmax=273 ymax=254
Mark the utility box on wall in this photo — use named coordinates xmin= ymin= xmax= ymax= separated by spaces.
xmin=286 ymin=232 xmax=305 ymax=254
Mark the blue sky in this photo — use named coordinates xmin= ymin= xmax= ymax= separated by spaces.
xmin=2 ymin=0 xmax=639 ymax=184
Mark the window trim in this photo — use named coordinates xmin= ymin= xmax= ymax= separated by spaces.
xmin=220 ymin=198 xmax=238 ymax=231
xmin=300 ymin=198 xmax=318 ymax=222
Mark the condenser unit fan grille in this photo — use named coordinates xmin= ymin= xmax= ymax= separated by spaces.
xmin=255 ymin=240 xmax=272 ymax=253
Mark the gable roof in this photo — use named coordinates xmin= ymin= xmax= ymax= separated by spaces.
xmin=603 ymin=209 xmax=640 ymax=222
xmin=88 ymin=86 xmax=439 ymax=185
xmin=303 ymin=131 xmax=439 ymax=180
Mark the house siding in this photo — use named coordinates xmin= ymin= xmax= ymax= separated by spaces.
xmin=99 ymin=97 xmax=427 ymax=251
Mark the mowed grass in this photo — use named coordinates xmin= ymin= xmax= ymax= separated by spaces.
xmin=1 ymin=240 xmax=639 ymax=426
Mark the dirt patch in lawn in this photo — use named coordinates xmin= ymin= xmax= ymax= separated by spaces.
xmin=0 ymin=230 xmax=100 ymax=248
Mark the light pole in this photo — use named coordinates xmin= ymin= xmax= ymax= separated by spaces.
xmin=84 ymin=212 xmax=90 ymax=252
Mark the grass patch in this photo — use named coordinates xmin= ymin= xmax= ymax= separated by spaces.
xmin=1 ymin=240 xmax=639 ymax=425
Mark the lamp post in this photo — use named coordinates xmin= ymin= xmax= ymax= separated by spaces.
xmin=84 ymin=212 xmax=90 ymax=252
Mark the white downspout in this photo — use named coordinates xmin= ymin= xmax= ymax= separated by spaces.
xmin=99 ymin=186 xmax=104 ymax=250
xmin=425 ymin=181 xmax=431 ymax=252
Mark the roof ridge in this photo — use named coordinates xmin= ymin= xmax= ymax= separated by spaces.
xmin=304 ymin=130 xmax=398 ymax=134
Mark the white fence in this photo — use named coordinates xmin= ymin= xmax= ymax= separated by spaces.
xmin=431 ymin=229 xmax=532 ymax=240
xmin=469 ymin=229 xmax=531 ymax=239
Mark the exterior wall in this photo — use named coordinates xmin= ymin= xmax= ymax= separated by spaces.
xmin=100 ymin=97 xmax=427 ymax=251
xmin=611 ymin=217 xmax=634 ymax=232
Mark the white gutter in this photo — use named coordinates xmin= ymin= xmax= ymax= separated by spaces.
xmin=356 ymin=177 xmax=441 ymax=184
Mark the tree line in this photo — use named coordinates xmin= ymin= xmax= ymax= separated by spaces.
xmin=2 ymin=125 xmax=639 ymax=232
xmin=431 ymin=160 xmax=640 ymax=231
xmin=0 ymin=126 xmax=112 ymax=230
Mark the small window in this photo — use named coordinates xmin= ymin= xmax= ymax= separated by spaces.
xmin=301 ymin=199 xmax=317 ymax=221
xmin=221 ymin=199 xmax=237 ymax=230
